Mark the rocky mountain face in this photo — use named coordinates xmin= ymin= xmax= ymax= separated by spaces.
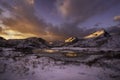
xmin=64 ymin=29 xmax=120 ymax=48
xmin=0 ymin=37 xmax=48 ymax=49
xmin=102 ymin=35 xmax=120 ymax=48
xmin=0 ymin=37 xmax=6 ymax=47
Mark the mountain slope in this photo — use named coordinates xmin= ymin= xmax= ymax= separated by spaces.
xmin=66 ymin=29 xmax=111 ymax=47
xmin=0 ymin=37 xmax=48 ymax=49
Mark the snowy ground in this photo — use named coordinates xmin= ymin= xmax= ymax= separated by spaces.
xmin=0 ymin=48 xmax=120 ymax=80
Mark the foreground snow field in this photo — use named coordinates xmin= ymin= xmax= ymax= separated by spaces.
xmin=0 ymin=48 xmax=120 ymax=80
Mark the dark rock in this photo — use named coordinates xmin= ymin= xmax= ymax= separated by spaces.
xmin=5 ymin=37 xmax=48 ymax=49
xmin=0 ymin=37 xmax=5 ymax=40
xmin=0 ymin=37 xmax=7 ymax=47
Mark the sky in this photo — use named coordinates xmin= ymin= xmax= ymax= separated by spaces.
xmin=0 ymin=0 xmax=120 ymax=41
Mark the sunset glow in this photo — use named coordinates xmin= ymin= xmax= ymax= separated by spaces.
xmin=84 ymin=30 xmax=105 ymax=39
xmin=0 ymin=26 xmax=38 ymax=39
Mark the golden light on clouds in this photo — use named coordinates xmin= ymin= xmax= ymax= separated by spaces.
xmin=0 ymin=23 xmax=62 ymax=41
xmin=0 ymin=0 xmax=63 ymax=41
xmin=0 ymin=24 xmax=38 ymax=39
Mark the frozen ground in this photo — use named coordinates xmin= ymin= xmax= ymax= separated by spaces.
xmin=0 ymin=48 xmax=120 ymax=80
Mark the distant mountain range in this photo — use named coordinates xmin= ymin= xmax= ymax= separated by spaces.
xmin=0 ymin=37 xmax=48 ymax=49
xmin=0 ymin=29 xmax=120 ymax=49
xmin=64 ymin=29 xmax=120 ymax=48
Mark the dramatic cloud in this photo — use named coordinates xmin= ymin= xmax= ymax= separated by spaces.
xmin=107 ymin=25 xmax=120 ymax=35
xmin=0 ymin=0 xmax=120 ymax=41
xmin=0 ymin=0 xmax=55 ymax=40
xmin=26 ymin=0 xmax=35 ymax=5
xmin=114 ymin=16 xmax=120 ymax=21
xmin=0 ymin=0 xmax=84 ymax=40
xmin=0 ymin=8 xmax=3 ymax=14
xmin=57 ymin=0 xmax=120 ymax=21
xmin=55 ymin=0 xmax=120 ymax=39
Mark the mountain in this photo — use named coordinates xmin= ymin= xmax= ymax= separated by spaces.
xmin=64 ymin=37 xmax=79 ymax=46
xmin=84 ymin=29 xmax=111 ymax=39
xmin=0 ymin=37 xmax=48 ymax=49
xmin=0 ymin=37 xmax=6 ymax=47
xmin=65 ymin=37 xmax=79 ymax=43
xmin=101 ymin=35 xmax=120 ymax=48
xmin=65 ymin=29 xmax=111 ymax=47
xmin=0 ymin=29 xmax=120 ymax=49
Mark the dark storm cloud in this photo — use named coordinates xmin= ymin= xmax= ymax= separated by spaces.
xmin=0 ymin=8 xmax=3 ymax=14
xmin=107 ymin=25 xmax=120 ymax=35
xmin=54 ymin=0 xmax=120 ymax=39
xmin=57 ymin=0 xmax=120 ymax=21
